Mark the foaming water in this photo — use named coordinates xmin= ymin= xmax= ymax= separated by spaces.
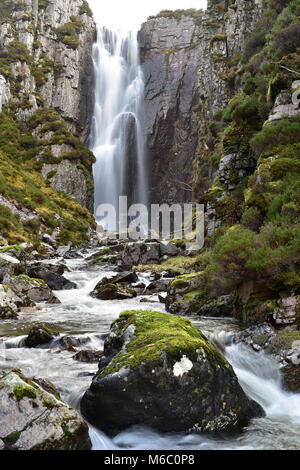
xmin=0 ymin=254 xmax=300 ymax=450
xmin=90 ymin=27 xmax=147 ymax=225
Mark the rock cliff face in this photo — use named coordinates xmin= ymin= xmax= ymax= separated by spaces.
xmin=138 ymin=0 xmax=263 ymax=204
xmin=0 ymin=0 xmax=96 ymax=212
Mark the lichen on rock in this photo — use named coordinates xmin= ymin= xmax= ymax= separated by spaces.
xmin=81 ymin=310 xmax=264 ymax=435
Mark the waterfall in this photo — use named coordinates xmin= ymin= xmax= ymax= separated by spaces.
xmin=90 ymin=27 xmax=147 ymax=225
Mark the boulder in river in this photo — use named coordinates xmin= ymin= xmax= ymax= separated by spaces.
xmin=90 ymin=274 xmax=138 ymax=300
xmin=25 ymin=326 xmax=54 ymax=348
xmin=0 ymin=370 xmax=91 ymax=450
xmin=5 ymin=275 xmax=60 ymax=305
xmin=73 ymin=350 xmax=103 ymax=363
xmin=90 ymin=283 xmax=137 ymax=300
xmin=81 ymin=310 xmax=264 ymax=435
xmin=27 ymin=266 xmax=76 ymax=291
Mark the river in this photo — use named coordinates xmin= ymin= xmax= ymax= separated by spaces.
xmin=0 ymin=249 xmax=299 ymax=450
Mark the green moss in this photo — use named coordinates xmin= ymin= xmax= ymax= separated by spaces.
xmin=55 ymin=16 xmax=83 ymax=49
xmin=61 ymin=423 xmax=73 ymax=439
xmin=0 ymin=107 xmax=95 ymax=248
xmin=266 ymin=330 xmax=300 ymax=354
xmin=148 ymin=9 xmax=203 ymax=25
xmin=170 ymin=273 xmax=201 ymax=290
xmin=79 ymin=0 xmax=93 ymax=17
xmin=100 ymin=310 xmax=229 ymax=377
xmin=12 ymin=384 xmax=37 ymax=402
xmin=210 ymin=34 xmax=227 ymax=49
xmin=3 ymin=431 xmax=21 ymax=447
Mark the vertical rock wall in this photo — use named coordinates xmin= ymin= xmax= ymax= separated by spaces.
xmin=0 ymin=0 xmax=96 ymax=211
xmin=139 ymin=0 xmax=263 ymax=204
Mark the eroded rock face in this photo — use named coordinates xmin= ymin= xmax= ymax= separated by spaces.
xmin=0 ymin=370 xmax=91 ymax=450
xmin=0 ymin=0 xmax=96 ymax=210
xmin=0 ymin=285 xmax=24 ymax=319
xmin=138 ymin=0 xmax=263 ymax=204
xmin=0 ymin=74 xmax=11 ymax=113
xmin=81 ymin=310 xmax=264 ymax=435
xmin=27 ymin=265 xmax=76 ymax=291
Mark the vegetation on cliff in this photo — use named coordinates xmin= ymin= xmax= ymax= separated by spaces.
xmin=163 ymin=0 xmax=300 ymax=325
xmin=0 ymin=0 xmax=96 ymax=248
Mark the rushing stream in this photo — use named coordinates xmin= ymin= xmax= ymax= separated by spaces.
xmin=0 ymin=250 xmax=300 ymax=450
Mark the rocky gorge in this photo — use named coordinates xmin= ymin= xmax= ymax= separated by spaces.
xmin=0 ymin=0 xmax=300 ymax=452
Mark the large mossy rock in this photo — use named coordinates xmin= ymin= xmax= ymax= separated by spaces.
xmin=81 ymin=310 xmax=263 ymax=435
xmin=5 ymin=275 xmax=60 ymax=305
xmin=0 ymin=370 xmax=91 ymax=450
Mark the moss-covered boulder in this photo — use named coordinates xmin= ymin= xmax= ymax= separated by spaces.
xmin=25 ymin=326 xmax=54 ymax=348
xmin=81 ymin=310 xmax=263 ymax=435
xmin=5 ymin=275 xmax=60 ymax=305
xmin=0 ymin=370 xmax=91 ymax=450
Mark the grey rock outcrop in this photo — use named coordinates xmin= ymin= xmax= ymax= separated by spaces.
xmin=0 ymin=0 xmax=96 ymax=211
xmin=0 ymin=370 xmax=91 ymax=450
xmin=139 ymin=0 xmax=263 ymax=204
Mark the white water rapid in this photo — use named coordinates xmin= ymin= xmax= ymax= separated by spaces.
xmin=90 ymin=27 xmax=147 ymax=225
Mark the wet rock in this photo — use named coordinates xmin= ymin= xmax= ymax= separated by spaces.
xmin=25 ymin=326 xmax=54 ymax=348
xmin=28 ymin=262 xmax=65 ymax=276
xmin=165 ymin=273 xmax=203 ymax=315
xmin=139 ymin=297 xmax=158 ymax=303
xmin=282 ymin=365 xmax=300 ymax=393
xmin=32 ymin=378 xmax=61 ymax=399
xmin=73 ymin=350 xmax=103 ymax=363
xmin=90 ymin=283 xmax=137 ymax=301
xmin=131 ymin=282 xmax=146 ymax=295
xmin=0 ymin=285 xmax=26 ymax=319
xmin=198 ymin=295 xmax=234 ymax=318
xmin=90 ymin=273 xmax=139 ymax=300
xmin=59 ymin=335 xmax=90 ymax=352
xmin=81 ymin=310 xmax=264 ymax=435
xmin=27 ymin=266 xmax=76 ymax=291
xmin=146 ymin=279 xmax=171 ymax=293
xmin=0 ymin=370 xmax=91 ymax=450
xmin=5 ymin=275 xmax=60 ymax=305
xmin=109 ymin=272 xmax=139 ymax=285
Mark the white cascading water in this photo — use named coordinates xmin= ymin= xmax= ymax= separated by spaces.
xmin=90 ymin=27 xmax=147 ymax=225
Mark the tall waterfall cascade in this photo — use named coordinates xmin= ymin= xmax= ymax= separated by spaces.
xmin=90 ymin=27 xmax=147 ymax=226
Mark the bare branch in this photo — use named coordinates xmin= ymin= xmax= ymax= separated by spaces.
xmin=270 ymin=61 xmax=300 ymax=77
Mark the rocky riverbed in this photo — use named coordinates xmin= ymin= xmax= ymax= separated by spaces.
xmin=0 ymin=239 xmax=300 ymax=450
